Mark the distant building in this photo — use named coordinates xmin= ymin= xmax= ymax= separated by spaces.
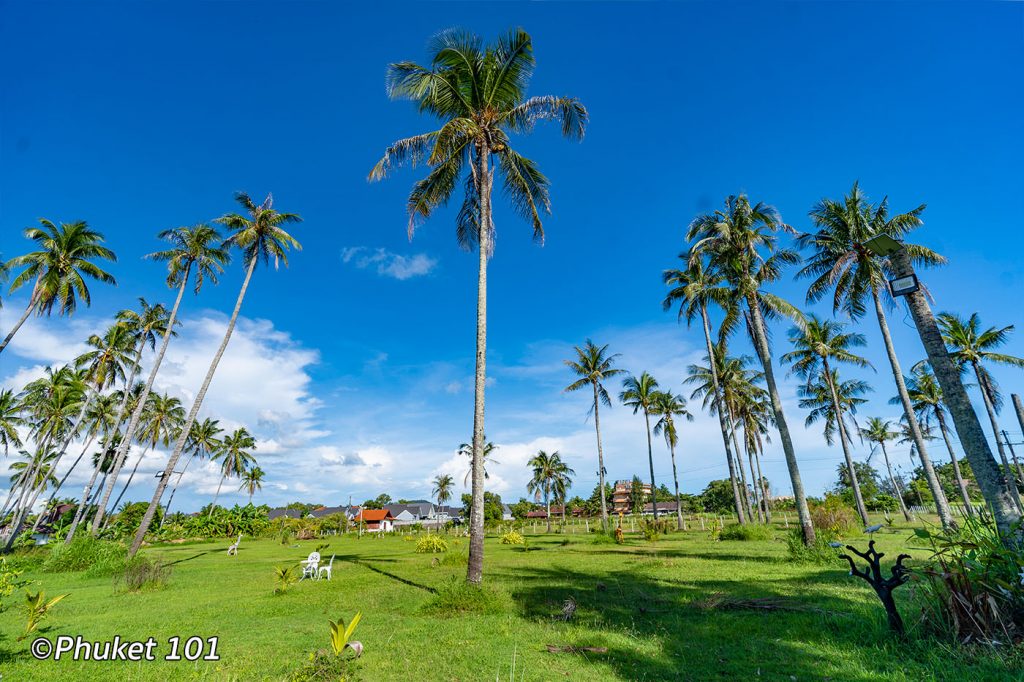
xmin=612 ymin=479 xmax=651 ymax=514
xmin=641 ymin=501 xmax=680 ymax=516
xmin=353 ymin=508 xmax=395 ymax=532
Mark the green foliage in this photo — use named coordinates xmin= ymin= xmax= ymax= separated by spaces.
xmin=155 ymin=504 xmax=271 ymax=541
xmin=785 ymin=528 xmax=843 ymax=565
xmin=460 ymin=492 xmax=505 ymax=522
xmin=438 ymin=551 xmax=468 ymax=566
xmin=273 ymin=565 xmax=299 ymax=595
xmin=719 ymin=523 xmax=775 ymax=542
xmin=415 ymin=535 xmax=449 ymax=554
xmin=699 ymin=479 xmax=737 ymax=514
xmin=421 ymin=577 xmax=511 ymax=616
xmin=116 ymin=555 xmax=172 ymax=592
xmin=0 ymin=557 xmax=32 ymax=613
xmin=913 ymin=518 xmax=1024 ymax=643
xmin=810 ymin=494 xmax=857 ymax=536
xmin=42 ymin=536 xmax=130 ymax=576
xmin=867 ymin=494 xmax=898 ymax=513
xmin=589 ymin=530 xmax=616 ymax=545
xmin=499 ymin=531 xmax=524 ymax=545
xmin=20 ymin=590 xmax=68 ymax=640
xmin=329 ymin=612 xmax=362 ymax=656
xmin=508 ymin=498 xmax=535 ymax=520
xmin=639 ymin=517 xmax=670 ymax=542
xmin=834 ymin=461 xmax=882 ymax=502
xmin=707 ymin=517 xmax=723 ymax=541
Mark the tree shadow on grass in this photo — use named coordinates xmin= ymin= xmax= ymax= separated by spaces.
xmin=338 ymin=555 xmax=437 ymax=594
xmin=498 ymin=564 xmax=1006 ymax=681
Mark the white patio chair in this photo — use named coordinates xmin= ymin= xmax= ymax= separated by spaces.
xmin=317 ymin=554 xmax=335 ymax=581
xmin=300 ymin=551 xmax=320 ymax=580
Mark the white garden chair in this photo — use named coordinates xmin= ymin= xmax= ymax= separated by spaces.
xmin=317 ymin=554 xmax=335 ymax=581
xmin=300 ymin=551 xmax=320 ymax=580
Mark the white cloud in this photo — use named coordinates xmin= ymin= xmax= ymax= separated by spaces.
xmin=340 ymin=247 xmax=437 ymax=280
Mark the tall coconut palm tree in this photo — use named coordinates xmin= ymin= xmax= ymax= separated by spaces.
xmin=797 ymin=183 xmax=953 ymax=527
xmin=687 ymin=195 xmax=816 ymax=543
xmin=938 ymin=312 xmax=1024 ymax=513
xmin=130 ymin=195 xmax=300 ymax=557
xmin=209 ymin=427 xmax=256 ymax=513
xmin=239 ymin=466 xmax=265 ymax=504
xmin=664 ymin=255 xmax=748 ymax=523
xmin=108 ymin=393 xmax=184 ymax=516
xmin=431 ymin=473 xmax=454 ymax=530
xmin=65 ymin=434 xmax=121 ymax=540
xmin=651 ymin=391 xmax=693 ymax=529
xmin=163 ymin=417 xmax=224 ymax=524
xmin=0 ymin=389 xmax=25 ymax=455
xmin=1 ymin=220 xmax=117 ymax=354
xmin=685 ymin=349 xmax=760 ymax=521
xmin=457 ymin=439 xmax=498 ymax=487
xmin=782 ymin=314 xmax=873 ymax=524
xmin=526 ymin=450 xmax=574 ymax=533
xmin=564 ymin=340 xmax=624 ymax=530
xmin=97 ymin=225 xmax=227 ymax=534
xmin=898 ymin=364 xmax=975 ymax=516
xmin=797 ymin=371 xmax=870 ymax=446
xmin=89 ymin=299 xmax=175 ymax=530
xmin=370 ymin=28 xmax=586 ymax=584
xmin=860 ymin=417 xmax=912 ymax=521
xmin=620 ymin=372 xmax=662 ymax=520
xmin=734 ymin=387 xmax=774 ymax=521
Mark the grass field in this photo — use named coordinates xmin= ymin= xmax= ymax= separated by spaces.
xmin=0 ymin=518 xmax=1019 ymax=681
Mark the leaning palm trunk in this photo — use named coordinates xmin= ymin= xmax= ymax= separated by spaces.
xmin=889 ymin=249 xmax=1020 ymax=541
xmin=0 ymin=281 xmax=39 ymax=355
xmin=880 ymin=442 xmax=912 ymax=522
xmin=871 ymin=288 xmax=953 ymax=526
xmin=643 ymin=410 xmax=658 ymax=521
xmin=668 ymin=438 xmax=685 ymax=530
xmin=210 ymin=473 xmax=226 ymax=516
xmin=745 ymin=445 xmax=764 ymax=523
xmin=700 ymin=307 xmax=746 ymax=523
xmin=822 ymin=360 xmax=869 ymax=525
xmin=973 ymin=364 xmax=1023 ymax=513
xmin=727 ymin=417 xmax=754 ymax=522
xmin=591 ymin=383 xmax=610 ymax=531
xmin=753 ymin=433 xmax=771 ymax=521
xmin=745 ymin=294 xmax=815 ymax=544
xmin=92 ymin=273 xmax=188 ymax=533
xmin=935 ymin=410 xmax=975 ymax=517
xmin=107 ymin=447 xmax=150 ymax=521
xmin=65 ymin=457 xmax=107 ymax=544
xmin=129 ymin=256 xmax=256 ymax=558
xmin=30 ymin=435 xmax=97 ymax=536
xmin=466 ymin=150 xmax=492 ymax=585
xmin=160 ymin=452 xmax=196 ymax=528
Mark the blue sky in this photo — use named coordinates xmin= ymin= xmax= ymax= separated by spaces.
xmin=2 ymin=2 xmax=1023 ymax=513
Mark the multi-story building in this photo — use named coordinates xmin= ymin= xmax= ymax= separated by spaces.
xmin=612 ymin=479 xmax=651 ymax=514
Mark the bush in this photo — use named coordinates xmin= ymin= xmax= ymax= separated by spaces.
xmin=639 ymin=517 xmax=670 ymax=542
xmin=42 ymin=536 xmax=130 ymax=576
xmin=914 ymin=518 xmax=1024 ymax=643
xmin=438 ymin=551 xmax=468 ymax=567
xmin=810 ymin=494 xmax=856 ymax=536
xmin=415 ymin=535 xmax=449 ymax=554
xmin=590 ymin=530 xmax=616 ymax=545
xmin=867 ymin=494 xmax=899 ymax=513
xmin=499 ymin=531 xmax=524 ymax=545
xmin=719 ymin=523 xmax=775 ymax=542
xmin=784 ymin=528 xmax=843 ymax=565
xmin=421 ymin=577 xmax=510 ymax=615
xmin=115 ymin=555 xmax=171 ymax=592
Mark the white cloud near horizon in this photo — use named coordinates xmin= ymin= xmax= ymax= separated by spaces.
xmin=340 ymin=246 xmax=438 ymax=280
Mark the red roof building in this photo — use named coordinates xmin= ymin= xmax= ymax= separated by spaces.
xmin=353 ymin=508 xmax=395 ymax=532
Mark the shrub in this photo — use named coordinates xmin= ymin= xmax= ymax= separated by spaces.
xmin=913 ymin=518 xmax=1024 ymax=644
xmin=421 ymin=577 xmax=510 ymax=615
xmin=719 ymin=523 xmax=775 ymax=542
xmin=415 ymin=535 xmax=449 ymax=554
xmin=590 ymin=530 xmax=616 ymax=545
xmin=42 ymin=536 xmax=130 ymax=576
xmin=0 ymin=557 xmax=31 ymax=613
xmin=707 ymin=517 xmax=723 ymax=541
xmin=115 ymin=555 xmax=172 ymax=592
xmin=639 ymin=517 xmax=670 ymax=542
xmin=499 ymin=531 xmax=524 ymax=545
xmin=274 ymin=565 xmax=299 ymax=595
xmin=785 ymin=528 xmax=843 ymax=565
xmin=810 ymin=494 xmax=856 ymax=536
xmin=438 ymin=551 xmax=468 ymax=566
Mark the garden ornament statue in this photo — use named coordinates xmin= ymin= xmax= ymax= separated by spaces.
xmin=839 ymin=540 xmax=911 ymax=635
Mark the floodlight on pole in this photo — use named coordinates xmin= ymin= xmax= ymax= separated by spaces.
xmin=862 ymin=235 xmax=919 ymax=297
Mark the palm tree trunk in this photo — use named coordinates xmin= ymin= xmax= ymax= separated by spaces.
xmin=699 ymin=306 xmax=746 ymax=524
xmin=591 ymin=383 xmax=609 ymax=531
xmin=880 ymin=442 xmax=912 ymax=522
xmin=822 ymin=359 xmax=869 ymax=525
xmin=753 ymin=432 xmax=771 ymax=521
xmin=545 ymin=489 xmax=551 ymax=533
xmin=888 ymin=249 xmax=1019 ymax=540
xmin=973 ymin=363 xmax=1023 ymax=512
xmin=92 ymin=273 xmax=188 ymax=533
xmin=160 ymin=452 xmax=195 ymax=528
xmin=210 ymin=473 xmax=226 ymax=516
xmin=870 ymin=286 xmax=953 ymax=526
xmin=0 ymin=283 xmax=38 ymax=355
xmin=129 ymin=257 xmax=256 ymax=558
xmin=33 ymin=434 xmax=96 ymax=534
xmin=728 ymin=418 xmax=754 ymax=522
xmin=466 ymin=147 xmax=491 ymax=585
xmin=746 ymin=447 xmax=764 ymax=523
xmin=745 ymin=294 xmax=815 ymax=544
xmin=668 ymin=438 xmax=684 ymax=530
xmin=643 ymin=410 xmax=658 ymax=520
xmin=65 ymin=457 xmax=105 ymax=544
xmin=935 ymin=410 xmax=975 ymax=517
xmin=108 ymin=445 xmax=150 ymax=518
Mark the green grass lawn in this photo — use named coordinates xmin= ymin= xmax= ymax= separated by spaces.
xmin=0 ymin=518 xmax=1018 ymax=681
